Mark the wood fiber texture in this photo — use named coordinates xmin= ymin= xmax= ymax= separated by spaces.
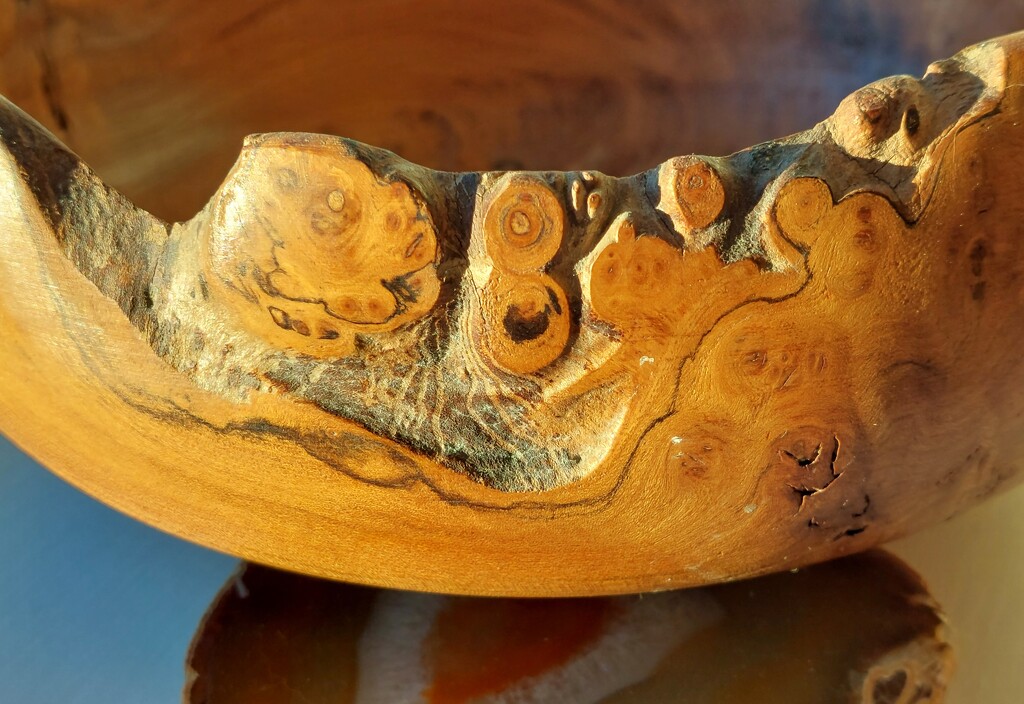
xmin=1 ymin=3 xmax=1023 ymax=595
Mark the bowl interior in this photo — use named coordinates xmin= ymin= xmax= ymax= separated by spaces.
xmin=3 ymin=1 xmax=1021 ymax=220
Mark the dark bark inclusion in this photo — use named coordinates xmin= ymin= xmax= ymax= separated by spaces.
xmin=1 ymin=39 xmax=1003 ymax=494
xmin=503 ymin=301 xmax=553 ymax=342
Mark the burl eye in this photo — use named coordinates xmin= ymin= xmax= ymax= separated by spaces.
xmin=472 ymin=173 xmax=572 ymax=375
xmin=479 ymin=272 xmax=571 ymax=375
xmin=855 ymin=87 xmax=892 ymax=129
xmin=483 ymin=175 xmax=564 ymax=272
xmin=201 ymin=142 xmax=442 ymax=357
xmin=831 ymin=76 xmax=933 ymax=163
xmin=656 ymin=156 xmax=726 ymax=247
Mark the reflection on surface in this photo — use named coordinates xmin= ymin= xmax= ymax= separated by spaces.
xmin=186 ymin=551 xmax=950 ymax=704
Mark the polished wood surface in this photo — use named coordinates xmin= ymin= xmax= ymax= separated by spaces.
xmin=4 ymin=0 xmax=1023 ymax=222
xmin=1 ymin=4 xmax=1023 ymax=596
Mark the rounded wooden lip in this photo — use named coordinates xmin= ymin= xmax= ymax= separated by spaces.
xmin=0 ymin=32 xmax=1022 ymax=596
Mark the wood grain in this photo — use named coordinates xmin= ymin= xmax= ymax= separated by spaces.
xmin=1 ymin=17 xmax=1024 ymax=595
xmin=3 ymin=0 xmax=1024 ymax=222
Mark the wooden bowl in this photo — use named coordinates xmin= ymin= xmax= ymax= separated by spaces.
xmin=1 ymin=1 xmax=1023 ymax=596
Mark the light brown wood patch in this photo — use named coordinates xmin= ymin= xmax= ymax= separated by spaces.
xmin=0 ymin=25 xmax=1022 ymax=595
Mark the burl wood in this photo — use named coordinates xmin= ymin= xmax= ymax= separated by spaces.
xmin=1 ymin=30 xmax=1023 ymax=595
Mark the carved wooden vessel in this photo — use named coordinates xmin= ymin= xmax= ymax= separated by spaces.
xmin=1 ymin=5 xmax=1023 ymax=595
